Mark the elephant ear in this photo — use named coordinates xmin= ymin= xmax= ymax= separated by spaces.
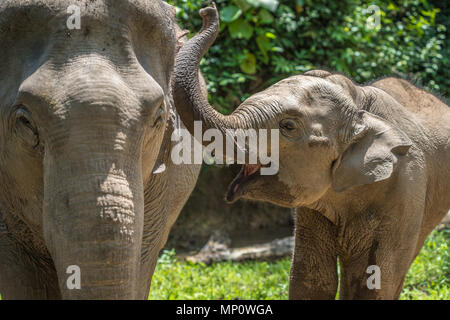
xmin=331 ymin=111 xmax=412 ymax=192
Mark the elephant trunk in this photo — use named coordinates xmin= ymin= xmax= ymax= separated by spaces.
xmin=173 ymin=4 xmax=251 ymax=142
xmin=43 ymin=151 xmax=144 ymax=299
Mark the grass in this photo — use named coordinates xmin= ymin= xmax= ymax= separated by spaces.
xmin=150 ymin=251 xmax=290 ymax=300
xmin=400 ymin=229 xmax=450 ymax=300
xmin=150 ymin=229 xmax=450 ymax=300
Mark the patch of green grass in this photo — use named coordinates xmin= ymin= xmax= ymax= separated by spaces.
xmin=400 ymin=229 xmax=450 ymax=300
xmin=150 ymin=230 xmax=450 ymax=300
xmin=149 ymin=249 xmax=290 ymax=300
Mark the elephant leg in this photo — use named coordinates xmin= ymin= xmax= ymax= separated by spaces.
xmin=138 ymin=154 xmax=201 ymax=300
xmin=338 ymin=196 xmax=426 ymax=300
xmin=0 ymin=233 xmax=60 ymax=299
xmin=338 ymin=230 xmax=419 ymax=300
xmin=289 ymin=207 xmax=338 ymax=300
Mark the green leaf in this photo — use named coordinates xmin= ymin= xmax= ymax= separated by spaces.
xmin=259 ymin=0 xmax=279 ymax=12
xmin=245 ymin=0 xmax=261 ymax=8
xmin=265 ymin=32 xmax=276 ymax=39
xmin=221 ymin=6 xmax=242 ymax=23
xmin=258 ymin=9 xmax=274 ymax=24
xmin=234 ymin=0 xmax=252 ymax=12
xmin=256 ymin=34 xmax=272 ymax=63
xmin=240 ymin=52 xmax=257 ymax=74
xmin=246 ymin=0 xmax=279 ymax=12
xmin=228 ymin=19 xmax=254 ymax=40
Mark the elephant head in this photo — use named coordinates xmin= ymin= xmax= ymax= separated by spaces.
xmin=173 ymin=5 xmax=413 ymax=208
xmin=0 ymin=0 xmax=182 ymax=299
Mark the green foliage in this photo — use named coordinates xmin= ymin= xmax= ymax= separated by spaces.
xmin=168 ymin=0 xmax=448 ymax=112
xmin=150 ymin=250 xmax=290 ymax=299
xmin=150 ymin=230 xmax=450 ymax=300
xmin=400 ymin=229 xmax=450 ymax=300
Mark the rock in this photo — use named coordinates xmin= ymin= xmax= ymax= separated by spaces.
xmin=186 ymin=230 xmax=294 ymax=264
xmin=186 ymin=230 xmax=231 ymax=264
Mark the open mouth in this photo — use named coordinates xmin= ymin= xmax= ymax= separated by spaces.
xmin=226 ymin=164 xmax=262 ymax=203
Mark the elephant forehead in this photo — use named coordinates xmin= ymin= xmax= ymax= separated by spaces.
xmin=0 ymin=0 xmax=176 ymax=59
xmin=244 ymin=78 xmax=323 ymax=112
xmin=1 ymin=0 xmax=166 ymax=16
xmin=274 ymin=75 xmax=342 ymax=94
xmin=261 ymin=76 xmax=315 ymax=102
xmin=0 ymin=0 xmax=174 ymax=110
xmin=0 ymin=0 xmax=172 ymax=32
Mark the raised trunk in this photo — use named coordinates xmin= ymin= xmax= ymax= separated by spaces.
xmin=173 ymin=4 xmax=251 ymax=142
xmin=43 ymin=152 xmax=144 ymax=299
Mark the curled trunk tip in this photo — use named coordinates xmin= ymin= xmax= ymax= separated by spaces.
xmin=173 ymin=2 xmax=248 ymax=161
xmin=199 ymin=3 xmax=219 ymax=32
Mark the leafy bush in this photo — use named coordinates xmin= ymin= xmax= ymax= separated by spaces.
xmin=168 ymin=0 xmax=448 ymax=113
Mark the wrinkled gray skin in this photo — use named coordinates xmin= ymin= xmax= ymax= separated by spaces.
xmin=0 ymin=0 xmax=201 ymax=299
xmin=173 ymin=7 xmax=450 ymax=299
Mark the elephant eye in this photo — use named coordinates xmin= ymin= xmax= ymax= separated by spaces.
xmin=280 ymin=119 xmax=297 ymax=131
xmin=13 ymin=106 xmax=40 ymax=148
xmin=18 ymin=114 xmax=32 ymax=128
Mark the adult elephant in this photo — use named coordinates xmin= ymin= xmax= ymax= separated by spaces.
xmin=0 ymin=0 xmax=202 ymax=299
xmin=173 ymin=6 xmax=450 ymax=299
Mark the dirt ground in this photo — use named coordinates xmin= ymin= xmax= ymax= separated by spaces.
xmin=166 ymin=166 xmax=294 ymax=253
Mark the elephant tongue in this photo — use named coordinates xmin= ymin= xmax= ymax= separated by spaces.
xmin=230 ymin=164 xmax=262 ymax=199
xmin=244 ymin=164 xmax=261 ymax=177
xmin=234 ymin=164 xmax=261 ymax=192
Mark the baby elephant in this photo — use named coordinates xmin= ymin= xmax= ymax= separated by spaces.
xmin=172 ymin=6 xmax=450 ymax=299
